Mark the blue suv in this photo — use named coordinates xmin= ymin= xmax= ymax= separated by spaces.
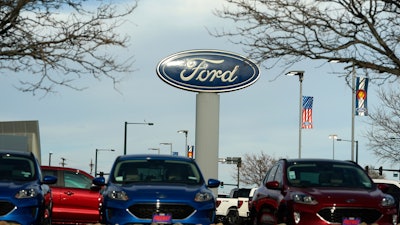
xmin=0 ymin=150 xmax=57 ymax=225
xmin=93 ymin=154 xmax=220 ymax=225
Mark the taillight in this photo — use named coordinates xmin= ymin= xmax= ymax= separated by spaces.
xmin=238 ymin=200 xmax=243 ymax=208
xmin=216 ymin=200 xmax=221 ymax=208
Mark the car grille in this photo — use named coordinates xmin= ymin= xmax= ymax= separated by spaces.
xmin=129 ymin=203 xmax=195 ymax=219
xmin=0 ymin=201 xmax=15 ymax=216
xmin=318 ymin=207 xmax=382 ymax=224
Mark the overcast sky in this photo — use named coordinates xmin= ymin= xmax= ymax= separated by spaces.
xmin=0 ymin=0 xmax=391 ymax=193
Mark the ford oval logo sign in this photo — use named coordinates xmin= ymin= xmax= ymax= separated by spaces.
xmin=156 ymin=50 xmax=260 ymax=93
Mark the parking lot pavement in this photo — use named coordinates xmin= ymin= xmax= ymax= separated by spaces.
xmin=1 ymin=222 xmax=391 ymax=225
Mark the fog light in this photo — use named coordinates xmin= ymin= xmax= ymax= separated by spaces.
xmin=294 ymin=212 xmax=300 ymax=224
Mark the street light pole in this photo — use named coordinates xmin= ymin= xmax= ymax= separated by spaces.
xmin=124 ymin=121 xmax=154 ymax=155
xmin=351 ymin=64 xmax=356 ymax=161
xmin=329 ymin=134 xmax=338 ymax=159
xmin=329 ymin=59 xmax=356 ymax=162
xmin=95 ymin=148 xmax=115 ymax=176
xmin=286 ymin=71 xmax=305 ymax=158
xmin=160 ymin=143 xmax=173 ymax=155
xmin=48 ymin=152 xmax=53 ymax=166
xmin=177 ymin=130 xmax=188 ymax=155
xmin=148 ymin=148 xmax=160 ymax=154
xmin=337 ymin=138 xmax=359 ymax=163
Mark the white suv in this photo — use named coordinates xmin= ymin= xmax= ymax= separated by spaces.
xmin=373 ymin=179 xmax=400 ymax=218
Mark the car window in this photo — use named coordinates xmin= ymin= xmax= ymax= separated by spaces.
xmin=286 ymin=161 xmax=373 ymax=189
xmin=274 ymin=164 xmax=283 ymax=184
xmin=0 ymin=155 xmax=36 ymax=181
xmin=112 ymin=159 xmax=202 ymax=185
xmin=266 ymin=164 xmax=278 ymax=182
xmin=63 ymin=171 xmax=93 ymax=189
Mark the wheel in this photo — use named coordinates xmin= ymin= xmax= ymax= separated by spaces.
xmin=257 ymin=208 xmax=277 ymax=225
xmin=226 ymin=209 xmax=240 ymax=225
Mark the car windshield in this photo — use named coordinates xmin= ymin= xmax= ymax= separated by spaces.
xmin=112 ymin=159 xmax=202 ymax=185
xmin=286 ymin=161 xmax=373 ymax=189
xmin=0 ymin=154 xmax=36 ymax=181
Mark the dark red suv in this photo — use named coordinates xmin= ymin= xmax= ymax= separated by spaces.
xmin=249 ymin=159 xmax=398 ymax=225
xmin=41 ymin=166 xmax=102 ymax=224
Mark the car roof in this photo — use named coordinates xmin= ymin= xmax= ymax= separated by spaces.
xmin=284 ymin=158 xmax=356 ymax=165
xmin=116 ymin=154 xmax=195 ymax=162
xmin=41 ymin=165 xmax=93 ymax=178
xmin=0 ymin=150 xmax=34 ymax=157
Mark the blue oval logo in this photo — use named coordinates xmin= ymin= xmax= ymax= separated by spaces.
xmin=156 ymin=50 xmax=260 ymax=93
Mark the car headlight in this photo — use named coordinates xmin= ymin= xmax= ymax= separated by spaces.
xmin=292 ymin=193 xmax=318 ymax=205
xmin=194 ymin=192 xmax=213 ymax=202
xmin=15 ymin=188 xmax=37 ymax=199
xmin=108 ymin=190 xmax=129 ymax=201
xmin=381 ymin=194 xmax=395 ymax=207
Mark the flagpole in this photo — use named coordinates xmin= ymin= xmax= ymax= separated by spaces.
xmin=286 ymin=71 xmax=304 ymax=158
xmin=299 ymin=76 xmax=303 ymax=158
xmin=351 ymin=63 xmax=355 ymax=161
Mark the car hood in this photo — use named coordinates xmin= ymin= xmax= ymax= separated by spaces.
xmin=117 ymin=183 xmax=207 ymax=201
xmin=293 ymin=187 xmax=384 ymax=205
xmin=0 ymin=180 xmax=38 ymax=196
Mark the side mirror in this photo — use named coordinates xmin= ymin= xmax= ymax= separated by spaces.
xmin=93 ymin=176 xmax=106 ymax=186
xmin=207 ymin=178 xmax=221 ymax=188
xmin=42 ymin=175 xmax=57 ymax=185
xmin=265 ymin=181 xmax=280 ymax=190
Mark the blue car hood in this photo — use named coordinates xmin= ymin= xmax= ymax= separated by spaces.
xmin=120 ymin=183 xmax=205 ymax=201
xmin=0 ymin=180 xmax=37 ymax=197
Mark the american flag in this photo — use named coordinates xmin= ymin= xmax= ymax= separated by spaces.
xmin=302 ymin=96 xmax=313 ymax=129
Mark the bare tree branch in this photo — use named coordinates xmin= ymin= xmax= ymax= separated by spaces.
xmin=231 ymin=151 xmax=278 ymax=186
xmin=0 ymin=0 xmax=137 ymax=95
xmin=365 ymin=84 xmax=400 ymax=164
xmin=212 ymin=0 xmax=400 ymax=80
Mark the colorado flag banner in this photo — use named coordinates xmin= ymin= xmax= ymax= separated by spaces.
xmin=302 ymin=96 xmax=313 ymax=129
xmin=355 ymin=77 xmax=368 ymax=116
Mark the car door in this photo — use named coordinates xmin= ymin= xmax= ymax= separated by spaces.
xmin=55 ymin=170 xmax=101 ymax=222
xmin=264 ymin=163 xmax=282 ymax=207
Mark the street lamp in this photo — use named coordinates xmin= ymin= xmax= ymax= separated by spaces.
xmin=148 ymin=148 xmax=160 ymax=154
xmin=160 ymin=142 xmax=173 ymax=155
xmin=329 ymin=59 xmax=356 ymax=161
xmin=337 ymin=139 xmax=359 ymax=163
xmin=48 ymin=152 xmax=53 ymax=166
xmin=328 ymin=134 xmax=338 ymax=159
xmin=124 ymin=121 xmax=154 ymax=155
xmin=95 ymin=148 xmax=115 ymax=176
xmin=286 ymin=70 xmax=305 ymax=158
xmin=177 ymin=130 xmax=188 ymax=154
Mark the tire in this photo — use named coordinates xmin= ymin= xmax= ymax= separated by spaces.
xmin=257 ymin=208 xmax=277 ymax=225
xmin=226 ymin=209 xmax=240 ymax=225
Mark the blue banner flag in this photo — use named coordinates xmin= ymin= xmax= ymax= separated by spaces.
xmin=355 ymin=77 xmax=368 ymax=116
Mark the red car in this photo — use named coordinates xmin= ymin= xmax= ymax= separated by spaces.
xmin=249 ymin=159 xmax=398 ymax=225
xmin=41 ymin=166 xmax=102 ymax=224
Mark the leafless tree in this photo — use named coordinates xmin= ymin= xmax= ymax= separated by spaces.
xmin=365 ymin=84 xmax=400 ymax=164
xmin=213 ymin=0 xmax=400 ymax=81
xmin=0 ymin=0 xmax=137 ymax=95
xmin=232 ymin=151 xmax=278 ymax=187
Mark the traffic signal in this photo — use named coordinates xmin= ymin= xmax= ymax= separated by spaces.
xmin=378 ymin=166 xmax=383 ymax=175
xmin=365 ymin=166 xmax=369 ymax=174
xmin=220 ymin=181 xmax=224 ymax=188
